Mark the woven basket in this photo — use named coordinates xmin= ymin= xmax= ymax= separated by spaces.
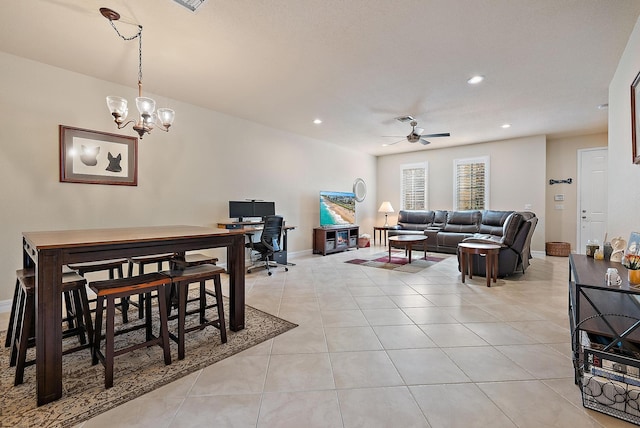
xmin=546 ymin=241 xmax=571 ymax=257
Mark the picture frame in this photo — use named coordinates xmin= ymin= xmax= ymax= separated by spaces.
xmin=59 ymin=125 xmax=138 ymax=186
xmin=626 ymin=232 xmax=640 ymax=257
xmin=631 ymin=71 xmax=640 ymax=164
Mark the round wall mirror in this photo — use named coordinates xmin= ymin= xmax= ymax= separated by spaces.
xmin=353 ymin=178 xmax=367 ymax=202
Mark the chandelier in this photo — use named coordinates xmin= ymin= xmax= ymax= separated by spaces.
xmin=100 ymin=8 xmax=175 ymax=138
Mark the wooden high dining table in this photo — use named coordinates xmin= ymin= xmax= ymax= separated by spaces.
xmin=21 ymin=225 xmax=246 ymax=406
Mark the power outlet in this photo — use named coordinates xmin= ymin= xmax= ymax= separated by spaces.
xmin=524 ymin=204 xmax=532 ymax=210
xmin=555 ymin=204 xmax=564 ymax=210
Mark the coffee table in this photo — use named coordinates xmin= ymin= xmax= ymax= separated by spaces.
xmin=458 ymin=242 xmax=501 ymax=287
xmin=388 ymin=235 xmax=428 ymax=263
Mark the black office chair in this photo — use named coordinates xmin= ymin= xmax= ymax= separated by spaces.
xmin=246 ymin=215 xmax=288 ymax=276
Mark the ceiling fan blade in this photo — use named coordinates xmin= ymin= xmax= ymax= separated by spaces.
xmin=414 ymin=127 xmax=425 ymax=135
xmin=421 ymin=132 xmax=450 ymax=138
xmin=385 ymin=139 xmax=404 ymax=146
xmin=420 ymin=139 xmax=431 ymax=145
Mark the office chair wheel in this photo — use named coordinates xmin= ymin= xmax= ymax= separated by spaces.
xmin=268 ymin=271 xmax=273 ymax=276
xmin=285 ymin=267 xmax=289 ymax=272
xmin=247 ymin=269 xmax=252 ymax=274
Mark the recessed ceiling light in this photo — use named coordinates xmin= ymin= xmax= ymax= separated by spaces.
xmin=467 ymin=75 xmax=484 ymax=85
xmin=313 ymin=119 xmax=322 ymax=124
xmin=501 ymin=123 xmax=511 ymax=129
xmin=597 ymin=103 xmax=609 ymax=110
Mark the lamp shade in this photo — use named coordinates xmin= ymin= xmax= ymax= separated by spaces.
xmin=156 ymin=108 xmax=175 ymax=127
xmin=106 ymin=96 xmax=128 ymax=119
xmin=378 ymin=201 xmax=394 ymax=213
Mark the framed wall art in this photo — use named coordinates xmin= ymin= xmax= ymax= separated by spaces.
xmin=59 ymin=125 xmax=138 ymax=186
xmin=631 ymin=71 xmax=640 ymax=164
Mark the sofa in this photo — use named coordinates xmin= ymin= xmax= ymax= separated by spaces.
xmin=387 ymin=209 xmax=537 ymax=277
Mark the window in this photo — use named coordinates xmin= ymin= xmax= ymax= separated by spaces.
xmin=454 ymin=156 xmax=489 ymax=210
xmin=400 ymin=162 xmax=428 ymax=210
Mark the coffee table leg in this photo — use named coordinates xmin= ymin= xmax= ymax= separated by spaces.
xmin=492 ymin=251 xmax=498 ymax=284
xmin=389 ymin=243 xmax=392 ymax=262
xmin=485 ymin=252 xmax=493 ymax=287
xmin=461 ymin=249 xmax=466 ymax=283
xmin=408 ymin=244 xmax=412 ymax=264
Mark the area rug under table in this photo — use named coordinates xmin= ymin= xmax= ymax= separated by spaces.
xmin=0 ymin=302 xmax=297 ymax=428
xmin=345 ymin=250 xmax=446 ymax=273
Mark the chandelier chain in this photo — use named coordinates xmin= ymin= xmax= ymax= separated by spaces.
xmin=108 ymin=20 xmax=144 ymax=83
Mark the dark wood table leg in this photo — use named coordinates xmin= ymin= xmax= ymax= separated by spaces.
xmin=36 ymin=250 xmax=63 ymax=405
xmin=228 ymin=233 xmax=246 ymax=331
xmin=407 ymin=243 xmax=412 ymax=264
xmin=461 ymin=249 xmax=467 ymax=283
xmin=388 ymin=243 xmax=392 ymax=262
xmin=485 ymin=252 xmax=491 ymax=287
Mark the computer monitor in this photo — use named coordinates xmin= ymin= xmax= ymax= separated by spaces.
xmin=254 ymin=201 xmax=275 ymax=218
xmin=228 ymin=200 xmax=276 ymax=221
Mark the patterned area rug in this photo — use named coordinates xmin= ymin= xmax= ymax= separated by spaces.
xmin=0 ymin=301 xmax=296 ymax=428
xmin=345 ymin=250 xmax=446 ymax=273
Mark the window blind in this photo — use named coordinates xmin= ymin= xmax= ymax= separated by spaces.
xmin=401 ymin=163 xmax=427 ymax=210
xmin=454 ymin=157 xmax=488 ymax=210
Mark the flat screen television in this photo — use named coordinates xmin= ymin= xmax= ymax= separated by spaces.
xmin=319 ymin=191 xmax=356 ymax=227
xmin=229 ymin=201 xmax=275 ymax=221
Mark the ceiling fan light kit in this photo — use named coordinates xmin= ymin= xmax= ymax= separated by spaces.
xmin=101 ymin=7 xmax=175 ymax=138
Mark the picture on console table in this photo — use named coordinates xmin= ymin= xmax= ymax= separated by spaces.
xmin=59 ymin=125 xmax=138 ymax=186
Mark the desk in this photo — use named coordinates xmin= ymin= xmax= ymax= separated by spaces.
xmin=218 ymin=221 xmax=296 ymax=265
xmin=22 ymin=225 xmax=246 ymax=406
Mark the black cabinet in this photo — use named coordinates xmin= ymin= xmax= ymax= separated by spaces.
xmin=569 ymin=254 xmax=640 ymax=424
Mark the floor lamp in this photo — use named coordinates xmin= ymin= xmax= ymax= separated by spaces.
xmin=378 ymin=201 xmax=394 ymax=227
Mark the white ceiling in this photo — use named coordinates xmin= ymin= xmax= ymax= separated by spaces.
xmin=2 ymin=0 xmax=639 ymax=156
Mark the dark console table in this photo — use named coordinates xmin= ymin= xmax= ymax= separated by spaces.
xmin=569 ymin=254 xmax=640 ymax=424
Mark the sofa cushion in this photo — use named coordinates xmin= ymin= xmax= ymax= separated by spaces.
xmin=432 ymin=210 xmax=448 ymax=228
xmin=501 ymin=212 xmax=523 ymax=246
xmin=397 ymin=210 xmax=434 ymax=230
xmin=479 ymin=210 xmax=514 ymax=235
xmin=443 ymin=210 xmax=481 ymax=233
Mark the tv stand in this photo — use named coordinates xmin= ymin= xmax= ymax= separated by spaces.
xmin=313 ymin=225 xmax=359 ymax=255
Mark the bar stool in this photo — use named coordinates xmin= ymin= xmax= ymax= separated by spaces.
xmin=67 ymin=259 xmax=129 ymax=321
xmin=127 ymin=253 xmax=177 ymax=319
xmin=10 ymin=268 xmax=93 ymax=386
xmin=5 ymin=266 xmax=86 ymax=349
xmin=90 ymin=272 xmax=172 ymax=388
xmin=162 ymin=264 xmax=227 ymax=360
xmin=171 ymin=253 xmax=219 ymax=269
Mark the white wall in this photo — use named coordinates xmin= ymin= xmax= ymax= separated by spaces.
xmin=609 ymin=16 xmax=640 ymax=240
xmin=376 ymin=135 xmax=547 ymax=252
xmin=545 ymin=133 xmax=607 ymax=250
xmin=0 ymin=52 xmax=377 ymax=301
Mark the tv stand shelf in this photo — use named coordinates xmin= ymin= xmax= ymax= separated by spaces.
xmin=313 ymin=226 xmax=359 ymax=256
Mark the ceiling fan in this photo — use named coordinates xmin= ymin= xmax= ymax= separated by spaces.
xmin=384 ymin=115 xmax=450 ymax=146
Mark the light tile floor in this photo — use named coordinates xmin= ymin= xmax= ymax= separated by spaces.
xmin=3 ymin=246 xmax=636 ymax=427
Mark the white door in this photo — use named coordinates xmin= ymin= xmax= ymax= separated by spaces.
xmin=577 ymin=148 xmax=608 ymax=253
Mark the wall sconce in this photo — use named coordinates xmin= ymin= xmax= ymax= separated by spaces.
xmin=378 ymin=201 xmax=394 ymax=227
xmin=101 ymin=8 xmax=175 ymax=138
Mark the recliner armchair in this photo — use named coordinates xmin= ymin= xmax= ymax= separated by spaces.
xmin=246 ymin=215 xmax=289 ymax=276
